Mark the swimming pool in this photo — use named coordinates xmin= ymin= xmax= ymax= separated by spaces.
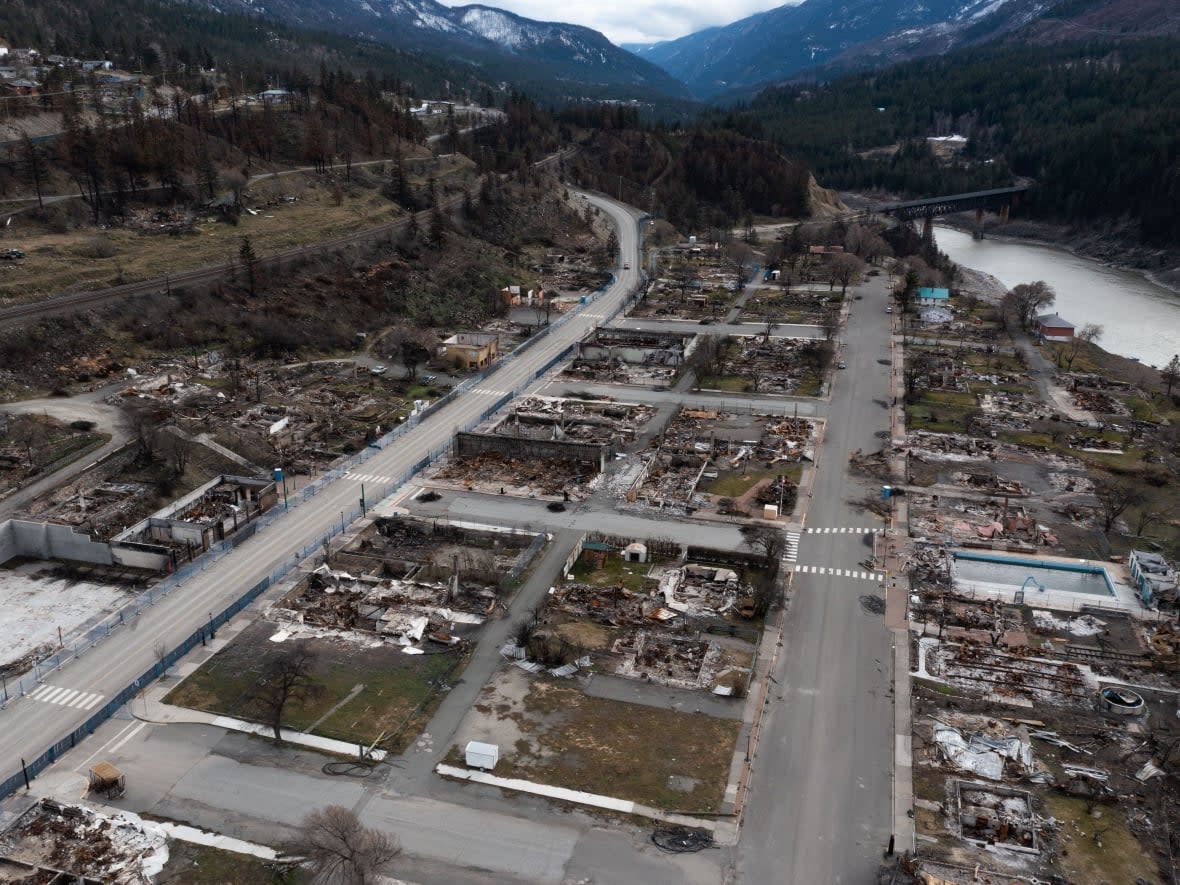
xmin=953 ymin=551 xmax=1116 ymax=597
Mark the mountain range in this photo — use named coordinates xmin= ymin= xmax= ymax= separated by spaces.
xmin=171 ymin=0 xmax=691 ymax=100
xmin=629 ymin=0 xmax=1180 ymax=99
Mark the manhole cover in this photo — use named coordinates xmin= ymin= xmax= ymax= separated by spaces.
xmin=859 ymin=595 xmax=886 ymax=615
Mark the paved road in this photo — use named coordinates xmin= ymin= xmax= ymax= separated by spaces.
xmin=536 ymin=378 xmax=828 ymax=417
xmin=0 ymin=385 xmax=131 ymax=519
xmin=400 ymin=490 xmax=757 ymax=549
xmin=610 ymin=317 xmax=824 ymax=339
xmin=736 ymin=276 xmax=895 ymax=883
xmin=0 ymin=191 xmax=642 ymax=795
xmin=31 ymin=716 xmax=723 ymax=885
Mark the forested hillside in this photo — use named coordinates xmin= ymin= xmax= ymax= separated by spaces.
xmin=720 ymin=38 xmax=1180 ymax=244
xmin=0 ymin=0 xmax=490 ymax=98
xmin=560 ymin=107 xmax=811 ymax=232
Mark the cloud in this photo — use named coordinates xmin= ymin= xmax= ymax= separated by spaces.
xmin=437 ymin=0 xmax=799 ymax=44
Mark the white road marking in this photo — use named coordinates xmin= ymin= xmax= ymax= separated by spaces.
xmin=791 ymin=566 xmax=886 ymax=582
xmin=28 ymin=684 xmax=105 ymax=709
xmin=108 ymin=721 xmax=148 ymax=755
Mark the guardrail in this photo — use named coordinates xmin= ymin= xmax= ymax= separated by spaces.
xmin=0 ymin=201 xmax=639 ymax=800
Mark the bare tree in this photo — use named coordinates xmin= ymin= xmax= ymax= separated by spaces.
xmin=1134 ymin=503 xmax=1177 ymax=538
xmin=249 ymin=646 xmax=320 ymax=742
xmin=124 ymin=400 xmax=165 ymax=465
xmin=20 ymin=132 xmax=49 ymax=209
xmin=383 ymin=325 xmax=439 ymax=380
xmin=820 ymin=308 xmax=840 ymax=343
xmin=292 ymin=805 xmax=400 ymax=885
xmin=1161 ymin=354 xmax=1180 ymax=397
xmin=222 ymin=169 xmax=248 ymax=206
xmin=239 ymin=236 xmax=259 ymax=298
xmin=160 ymin=430 xmax=193 ymax=476
xmin=829 ymin=252 xmax=866 ymax=296
xmin=740 ymin=524 xmax=785 ymax=561
xmin=1093 ymin=479 xmax=1144 ymax=535
xmin=9 ymin=414 xmax=46 ymax=468
xmin=1063 ymin=323 xmax=1102 ymax=370
xmin=723 ymin=239 xmax=754 ymax=290
xmin=1010 ymin=281 xmax=1056 ymax=330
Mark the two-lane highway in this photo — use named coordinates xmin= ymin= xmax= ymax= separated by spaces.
xmin=738 ymin=271 xmax=896 ymax=883
xmin=0 ymin=191 xmax=643 ymax=796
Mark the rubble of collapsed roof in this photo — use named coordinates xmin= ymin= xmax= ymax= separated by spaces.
xmin=431 ymin=451 xmax=598 ymax=499
xmin=526 ymin=546 xmax=764 ymax=692
xmin=909 ymin=497 xmax=1061 ymax=549
xmin=613 ymin=632 xmax=723 ymax=691
xmin=275 ymin=564 xmax=486 ymax=648
xmin=955 ymin=781 xmax=1042 ymax=852
xmin=274 ymin=518 xmax=542 ymax=648
xmin=489 ymin=396 xmax=654 ymax=444
xmin=560 ymin=329 xmax=697 ymax=386
xmin=625 ymin=408 xmax=813 ymax=514
xmin=921 ymin=641 xmax=1091 ymax=705
xmin=702 ymin=336 xmax=828 ymax=395
xmin=0 ymin=800 xmax=168 ymax=885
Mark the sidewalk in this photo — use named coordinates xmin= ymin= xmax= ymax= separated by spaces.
xmin=886 ymin=325 xmax=915 ymax=856
xmin=131 ymin=654 xmax=388 ymax=761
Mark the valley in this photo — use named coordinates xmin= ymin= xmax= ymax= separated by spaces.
xmin=0 ymin=1 xmax=1177 ymax=884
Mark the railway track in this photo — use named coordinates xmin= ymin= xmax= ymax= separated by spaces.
xmin=0 ymin=146 xmax=578 ymax=329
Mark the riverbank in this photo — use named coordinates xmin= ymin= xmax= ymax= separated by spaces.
xmin=940 ymin=212 xmax=1180 ymax=297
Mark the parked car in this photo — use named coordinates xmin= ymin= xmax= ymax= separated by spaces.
xmin=1 ymin=249 xmax=25 ymax=260
xmin=623 ymin=263 xmax=631 ymax=270
xmin=885 ymin=306 xmax=893 ymax=313
xmin=370 ymin=365 xmax=388 ymax=376
xmin=837 ymin=361 xmax=847 ymax=369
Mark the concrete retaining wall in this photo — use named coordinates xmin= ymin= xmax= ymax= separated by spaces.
xmin=0 ymin=519 xmax=171 ymax=571
xmin=454 ymin=432 xmax=614 ymax=472
xmin=0 ymin=519 xmax=114 ymax=566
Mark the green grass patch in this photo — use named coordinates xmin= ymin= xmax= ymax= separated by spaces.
xmin=703 ymin=464 xmax=802 ymax=497
xmin=913 ymin=676 xmax=959 ymax=696
xmin=907 ymin=388 xmax=977 ymax=433
xmin=568 ymin=553 xmax=660 ymax=592
xmin=156 ymin=842 xmax=306 ymax=885
xmin=698 ymin=375 xmax=751 ymax=393
xmin=164 ymin=621 xmax=463 ymax=752
xmin=493 ymin=681 xmax=740 ymax=812
xmin=1040 ymin=794 xmax=1157 ymax=885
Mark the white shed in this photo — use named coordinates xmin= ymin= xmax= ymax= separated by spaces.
xmin=623 ymin=542 xmax=648 ymax=563
xmin=465 ymin=741 xmax=499 ymax=770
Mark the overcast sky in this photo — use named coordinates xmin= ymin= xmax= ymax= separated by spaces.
xmin=439 ymin=0 xmax=798 ymax=45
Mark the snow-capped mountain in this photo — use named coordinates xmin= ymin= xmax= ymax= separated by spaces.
xmin=630 ymin=0 xmax=1059 ymax=99
xmin=174 ymin=0 xmax=691 ymax=99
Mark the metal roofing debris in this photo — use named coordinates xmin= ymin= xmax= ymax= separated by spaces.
xmin=1029 ymin=730 xmax=1088 ymax=755
xmin=934 ymin=724 xmax=1031 ymax=781
xmin=1136 ymin=760 xmax=1165 ymax=782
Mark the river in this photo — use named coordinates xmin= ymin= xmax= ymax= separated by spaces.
xmin=935 ymin=225 xmax=1180 ymax=368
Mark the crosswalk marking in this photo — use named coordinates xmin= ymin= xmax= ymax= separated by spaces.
xmin=345 ymin=472 xmax=393 ymax=485
xmin=471 ymin=389 xmax=510 ymax=397
xmin=805 ymin=527 xmax=881 ymax=535
xmin=792 ymin=564 xmax=884 ymax=582
xmin=784 ymin=531 xmax=801 ymax=563
xmin=29 ymin=683 xmax=104 ymax=710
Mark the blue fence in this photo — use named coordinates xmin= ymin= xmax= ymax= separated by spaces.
xmin=0 ymin=205 xmax=644 ymax=802
xmin=0 ymin=200 xmax=646 ymax=802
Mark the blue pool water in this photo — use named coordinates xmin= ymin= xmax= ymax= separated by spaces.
xmin=953 ymin=552 xmax=1115 ymax=597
